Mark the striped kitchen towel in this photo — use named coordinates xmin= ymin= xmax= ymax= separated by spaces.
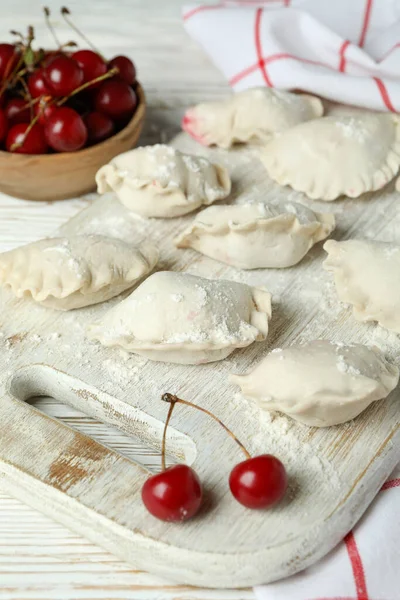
xmin=254 ymin=463 xmax=400 ymax=599
xmin=183 ymin=0 xmax=400 ymax=112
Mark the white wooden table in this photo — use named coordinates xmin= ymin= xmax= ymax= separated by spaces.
xmin=0 ymin=1 xmax=254 ymax=597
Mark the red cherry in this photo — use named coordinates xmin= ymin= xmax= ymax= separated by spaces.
xmin=71 ymin=50 xmax=107 ymax=88
xmin=84 ymin=111 xmax=114 ymax=144
xmin=44 ymin=55 xmax=84 ymax=97
xmin=229 ymin=454 xmax=287 ymax=509
xmin=94 ymin=79 xmax=137 ymax=120
xmin=28 ymin=69 xmax=51 ymax=98
xmin=142 ymin=464 xmax=202 ymax=522
xmin=0 ymin=44 xmax=18 ymax=80
xmin=0 ymin=109 xmax=8 ymax=142
xmin=6 ymin=123 xmax=48 ymax=154
xmin=108 ymin=55 xmax=136 ymax=85
xmin=42 ymin=51 xmax=63 ymax=67
xmin=5 ymin=98 xmax=30 ymax=125
xmin=34 ymin=97 xmax=57 ymax=125
xmin=44 ymin=107 xmax=88 ymax=152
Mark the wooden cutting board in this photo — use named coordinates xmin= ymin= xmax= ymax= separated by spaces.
xmin=0 ymin=131 xmax=399 ymax=589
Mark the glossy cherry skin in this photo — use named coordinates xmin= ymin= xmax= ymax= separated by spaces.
xmin=44 ymin=55 xmax=84 ymax=96
xmin=0 ymin=43 xmax=18 ymax=79
xmin=6 ymin=123 xmax=48 ymax=154
xmin=71 ymin=50 xmax=107 ymax=87
xmin=84 ymin=110 xmax=114 ymax=144
xmin=5 ymin=98 xmax=30 ymax=125
xmin=0 ymin=109 xmax=8 ymax=142
xmin=28 ymin=69 xmax=52 ymax=98
xmin=34 ymin=97 xmax=57 ymax=125
xmin=44 ymin=107 xmax=87 ymax=152
xmin=109 ymin=55 xmax=136 ymax=85
xmin=142 ymin=464 xmax=202 ymax=522
xmin=94 ymin=79 xmax=137 ymax=120
xmin=229 ymin=454 xmax=287 ymax=509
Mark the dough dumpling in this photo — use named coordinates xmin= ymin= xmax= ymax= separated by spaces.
xmin=182 ymin=88 xmax=323 ymax=148
xmin=0 ymin=235 xmax=158 ymax=310
xmin=260 ymin=114 xmax=400 ymax=201
xmin=96 ymin=144 xmax=231 ymax=218
xmin=88 ymin=271 xmax=272 ymax=364
xmin=230 ymin=340 xmax=399 ymax=427
xmin=175 ymin=200 xmax=335 ymax=269
xmin=324 ymin=239 xmax=400 ymax=332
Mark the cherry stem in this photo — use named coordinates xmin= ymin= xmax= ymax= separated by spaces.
xmin=10 ymin=112 xmax=40 ymax=151
xmin=0 ymin=53 xmax=24 ymax=100
xmin=57 ymin=66 xmax=118 ymax=106
xmin=18 ymin=95 xmax=42 ymax=111
xmin=162 ymin=394 xmax=252 ymax=460
xmin=60 ymin=7 xmax=105 ymax=61
xmin=43 ymin=7 xmax=62 ymax=48
xmin=161 ymin=397 xmax=177 ymax=472
xmin=10 ymin=30 xmax=24 ymax=41
xmin=18 ymin=75 xmax=34 ymax=120
xmin=60 ymin=41 xmax=78 ymax=50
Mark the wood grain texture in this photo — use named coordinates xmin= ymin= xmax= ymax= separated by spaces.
xmin=0 ymin=1 xmax=248 ymax=597
xmin=0 ymin=0 xmax=399 ymax=597
xmin=1 ymin=128 xmax=400 ymax=588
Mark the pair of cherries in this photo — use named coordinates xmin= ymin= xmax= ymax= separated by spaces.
xmin=142 ymin=394 xmax=288 ymax=522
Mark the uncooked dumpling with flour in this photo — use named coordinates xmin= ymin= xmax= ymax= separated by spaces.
xmin=95 ymin=144 xmax=231 ymax=218
xmin=230 ymin=341 xmax=399 ymax=427
xmin=0 ymin=235 xmax=158 ymax=310
xmin=182 ymin=88 xmax=323 ymax=148
xmin=175 ymin=200 xmax=335 ymax=269
xmin=88 ymin=271 xmax=272 ymax=364
xmin=324 ymin=239 xmax=400 ymax=333
xmin=260 ymin=114 xmax=400 ymax=200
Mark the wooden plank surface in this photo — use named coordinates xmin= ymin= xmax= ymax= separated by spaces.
xmin=0 ymin=0 xmax=254 ymax=598
xmin=1 ymin=0 xmax=400 ymax=597
xmin=1 ymin=134 xmax=400 ymax=593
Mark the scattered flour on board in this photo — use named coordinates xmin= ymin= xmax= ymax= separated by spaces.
xmin=3 ymin=132 xmax=400 ymax=507
xmin=228 ymin=392 xmax=342 ymax=495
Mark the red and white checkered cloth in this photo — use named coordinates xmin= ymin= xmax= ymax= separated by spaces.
xmin=254 ymin=465 xmax=400 ymax=600
xmin=183 ymin=0 xmax=400 ymax=112
xmin=183 ymin=2 xmax=400 ymax=595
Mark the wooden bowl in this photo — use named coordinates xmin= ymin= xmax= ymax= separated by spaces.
xmin=0 ymin=83 xmax=146 ymax=201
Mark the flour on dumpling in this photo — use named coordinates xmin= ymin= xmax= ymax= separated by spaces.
xmin=0 ymin=235 xmax=158 ymax=310
xmin=96 ymin=144 xmax=231 ymax=218
xmin=182 ymin=88 xmax=323 ymax=148
xmin=88 ymin=271 xmax=272 ymax=364
xmin=175 ymin=200 xmax=335 ymax=269
xmin=230 ymin=340 xmax=399 ymax=427
xmin=324 ymin=239 xmax=400 ymax=332
xmin=260 ymin=113 xmax=400 ymax=200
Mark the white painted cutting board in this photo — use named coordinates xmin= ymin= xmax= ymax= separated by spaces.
xmin=0 ymin=131 xmax=399 ymax=589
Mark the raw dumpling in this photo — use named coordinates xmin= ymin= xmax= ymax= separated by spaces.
xmin=230 ymin=340 xmax=399 ymax=427
xmin=182 ymin=88 xmax=323 ymax=148
xmin=260 ymin=114 xmax=400 ymax=201
xmin=175 ymin=200 xmax=335 ymax=269
xmin=324 ymin=239 xmax=400 ymax=332
xmin=95 ymin=144 xmax=231 ymax=218
xmin=87 ymin=271 xmax=272 ymax=364
xmin=0 ymin=235 xmax=158 ymax=310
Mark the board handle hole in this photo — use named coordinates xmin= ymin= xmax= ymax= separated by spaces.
xmin=31 ymin=396 xmax=175 ymax=472
xmin=8 ymin=364 xmax=197 ymax=473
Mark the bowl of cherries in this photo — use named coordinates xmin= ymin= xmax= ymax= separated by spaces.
xmin=0 ymin=7 xmax=145 ymax=201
